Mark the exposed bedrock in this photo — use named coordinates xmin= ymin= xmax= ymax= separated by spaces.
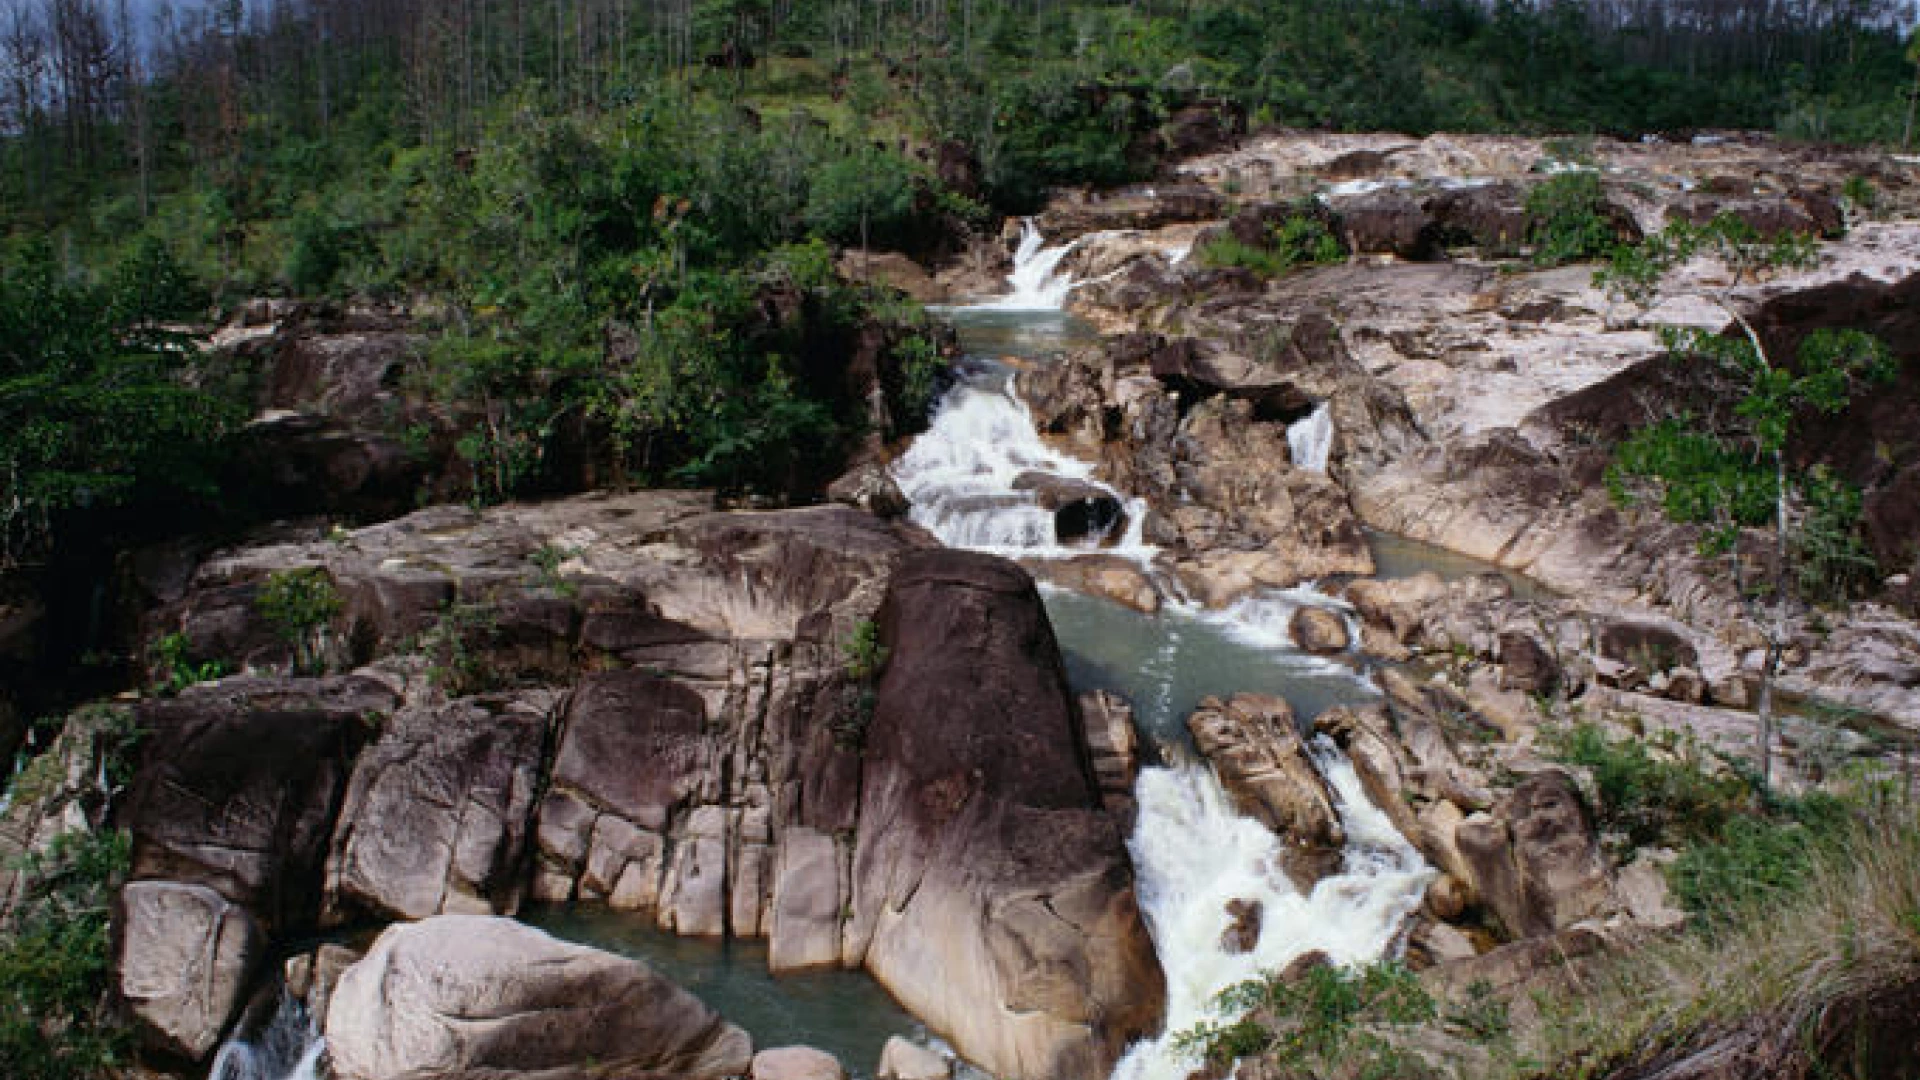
xmin=114 ymin=493 xmax=1160 ymax=1077
xmin=847 ymin=549 xmax=1165 ymax=1080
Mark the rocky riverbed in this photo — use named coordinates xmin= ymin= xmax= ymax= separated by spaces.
xmin=4 ymin=129 xmax=1918 ymax=1080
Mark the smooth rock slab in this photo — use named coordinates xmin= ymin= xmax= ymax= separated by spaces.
xmin=116 ymin=881 xmax=263 ymax=1062
xmin=325 ymin=913 xmax=751 ymax=1080
xmin=878 ymin=1037 xmax=952 ymax=1080
xmin=753 ymin=1046 xmax=847 ymax=1080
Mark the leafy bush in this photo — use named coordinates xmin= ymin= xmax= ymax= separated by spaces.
xmin=1666 ymin=793 xmax=1851 ymax=935
xmin=0 ymin=829 xmax=133 ymax=1080
xmin=1794 ymin=465 xmax=1879 ymax=604
xmin=255 ymin=568 xmax=343 ymax=674
xmin=1547 ymin=723 xmax=1749 ymax=849
xmin=1172 ymin=960 xmax=1437 ymax=1074
xmin=1198 ymin=211 xmax=1343 ymax=278
xmin=0 ymin=240 xmax=239 ymax=568
xmin=1526 ymin=171 xmax=1615 ymax=266
xmin=150 ymin=632 xmax=227 ymax=696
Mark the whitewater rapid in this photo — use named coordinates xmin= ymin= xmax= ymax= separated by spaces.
xmin=899 ymin=224 xmax=1432 ymax=1080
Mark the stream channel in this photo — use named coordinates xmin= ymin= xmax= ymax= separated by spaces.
xmin=216 ymin=228 xmax=1500 ymax=1080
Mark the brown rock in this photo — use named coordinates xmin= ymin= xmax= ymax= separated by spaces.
xmin=1498 ymin=630 xmax=1560 ymax=695
xmin=1187 ymin=694 xmax=1344 ymax=888
xmin=322 ymin=694 xmax=550 ymax=925
xmin=847 ymin=550 xmax=1163 ymax=1080
xmin=1289 ymin=605 xmax=1351 ymax=654
xmin=1220 ymin=899 xmax=1264 ymax=955
xmin=116 ymin=881 xmax=264 ymax=1062
xmin=1454 ymin=770 xmax=1612 ymax=940
xmin=127 ymin=676 xmax=392 ymax=933
xmin=755 ymin=1046 xmax=848 ymax=1080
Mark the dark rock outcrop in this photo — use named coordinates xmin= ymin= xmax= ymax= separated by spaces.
xmin=847 ymin=550 xmax=1164 ymax=1080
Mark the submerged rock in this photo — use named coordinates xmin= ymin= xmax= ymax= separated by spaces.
xmin=325 ymin=914 xmax=752 ymax=1080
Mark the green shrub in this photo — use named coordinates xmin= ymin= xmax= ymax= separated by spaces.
xmin=1526 ymin=171 xmax=1616 ymax=266
xmin=150 ymin=632 xmax=226 ymax=696
xmin=255 ymin=568 xmax=343 ymax=674
xmin=1198 ymin=211 xmax=1342 ymax=278
xmin=1547 ymin=723 xmax=1749 ymax=849
xmin=1172 ymin=960 xmax=1436 ymax=1073
xmin=0 ymin=829 xmax=133 ymax=1080
xmin=1666 ymin=793 xmax=1851 ymax=935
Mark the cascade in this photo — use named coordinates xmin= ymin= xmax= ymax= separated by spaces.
xmin=1287 ymin=402 xmax=1334 ymax=472
xmin=1114 ymin=739 xmax=1430 ymax=1080
xmin=208 ymin=993 xmax=324 ymax=1080
xmin=891 ymin=370 xmax=1153 ymax=561
xmin=898 ymin=262 xmax=1432 ymax=1080
xmin=981 ymin=220 xmax=1080 ymax=311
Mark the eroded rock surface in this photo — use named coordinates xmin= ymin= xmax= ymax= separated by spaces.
xmin=325 ymin=914 xmax=752 ymax=1080
xmin=847 ymin=550 xmax=1164 ymax=1080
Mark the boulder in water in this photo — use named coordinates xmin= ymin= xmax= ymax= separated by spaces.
xmin=879 ymin=1037 xmax=953 ymax=1080
xmin=1186 ymin=694 xmax=1345 ymax=888
xmin=755 ymin=1046 xmax=847 ymax=1080
xmin=324 ymin=914 xmax=751 ymax=1080
xmin=846 ymin=549 xmax=1164 ymax=1080
xmin=1220 ymin=898 xmax=1264 ymax=955
xmin=1289 ymin=605 xmax=1351 ymax=654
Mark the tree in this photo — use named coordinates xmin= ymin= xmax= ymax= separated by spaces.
xmin=1598 ymin=215 xmax=1897 ymax=792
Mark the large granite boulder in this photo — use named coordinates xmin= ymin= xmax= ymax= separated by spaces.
xmin=845 ymin=550 xmax=1164 ymax=1080
xmin=1186 ymin=693 xmax=1345 ymax=888
xmin=1454 ymin=770 xmax=1613 ymax=940
xmin=324 ymin=914 xmax=752 ymax=1080
xmin=115 ymin=881 xmax=264 ymax=1062
xmin=126 ymin=675 xmax=392 ymax=931
xmin=322 ymin=693 xmax=554 ymax=924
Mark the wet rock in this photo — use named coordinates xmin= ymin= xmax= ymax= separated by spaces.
xmin=1187 ymin=694 xmax=1345 ymax=888
xmin=1334 ymin=191 xmax=1439 ymax=260
xmin=1220 ymin=898 xmax=1264 ymax=955
xmin=116 ymin=881 xmax=264 ymax=1062
xmin=1454 ymin=770 xmax=1612 ymax=940
xmin=127 ymin=676 xmax=392 ymax=933
xmin=325 ymin=914 xmax=752 ymax=1080
xmin=1426 ymin=182 xmax=1533 ymax=256
xmin=755 ymin=1046 xmax=847 ymax=1080
xmin=1498 ymin=630 xmax=1560 ymax=694
xmin=284 ymin=943 xmax=361 ymax=1029
xmin=1080 ymin=690 xmax=1142 ymax=823
xmin=1013 ymin=473 xmax=1129 ymax=545
xmin=1289 ymin=605 xmax=1350 ymax=654
xmin=1345 ymin=573 xmax=1447 ymax=646
xmin=769 ymin=827 xmax=845 ymax=974
xmin=322 ymin=694 xmax=551 ymax=925
xmin=828 ymin=463 xmax=910 ymax=519
xmin=1033 ymin=555 xmax=1161 ymax=614
xmin=847 ymin=550 xmax=1163 ymax=1080
xmin=1037 ymin=185 xmax=1227 ymax=241
xmin=879 ymin=1037 xmax=953 ymax=1080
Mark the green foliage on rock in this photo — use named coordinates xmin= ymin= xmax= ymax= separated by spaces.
xmin=255 ymin=568 xmax=343 ymax=675
xmin=1525 ymin=170 xmax=1615 ymax=266
xmin=1199 ymin=210 xmax=1344 ymax=278
xmin=0 ymin=828 xmax=133 ymax=1080
xmin=1172 ymin=960 xmax=1439 ymax=1077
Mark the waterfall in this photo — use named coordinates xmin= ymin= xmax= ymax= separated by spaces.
xmin=891 ymin=374 xmax=1154 ymax=562
xmin=1287 ymin=403 xmax=1334 ymax=472
xmin=1197 ymin=585 xmax=1360 ymax=653
xmin=208 ymin=993 xmax=324 ymax=1080
xmin=1113 ymin=740 xmax=1431 ymax=1080
xmin=981 ymin=221 xmax=1079 ymax=311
